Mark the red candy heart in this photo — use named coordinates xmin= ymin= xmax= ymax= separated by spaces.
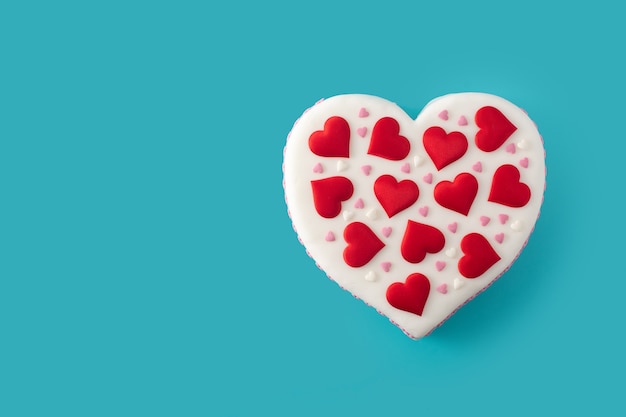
xmin=374 ymin=175 xmax=419 ymax=218
xmin=386 ymin=273 xmax=431 ymax=316
xmin=488 ymin=164 xmax=531 ymax=208
xmin=434 ymin=173 xmax=479 ymax=216
xmin=401 ymin=220 xmax=445 ymax=263
xmin=475 ymin=106 xmax=517 ymax=152
xmin=310 ymin=176 xmax=354 ymax=218
xmin=423 ymin=126 xmax=468 ymax=170
xmin=367 ymin=117 xmax=410 ymax=160
xmin=458 ymin=233 xmax=501 ymax=278
xmin=309 ymin=116 xmax=351 ymax=157
xmin=343 ymin=222 xmax=385 ymax=267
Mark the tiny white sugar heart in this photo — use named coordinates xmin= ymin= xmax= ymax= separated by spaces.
xmin=510 ymin=220 xmax=524 ymax=231
xmin=366 ymin=209 xmax=379 ymax=220
xmin=283 ymin=93 xmax=546 ymax=339
xmin=365 ymin=271 xmax=377 ymax=282
xmin=336 ymin=160 xmax=349 ymax=172
xmin=453 ymin=278 xmax=464 ymax=290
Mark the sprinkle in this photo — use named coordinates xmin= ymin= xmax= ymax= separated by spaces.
xmin=361 ymin=165 xmax=372 ymax=176
xmin=495 ymin=233 xmax=504 ymax=244
xmin=520 ymin=157 xmax=529 ymax=168
xmin=357 ymin=127 xmax=367 ymax=137
xmin=419 ymin=206 xmax=429 ymax=217
xmin=445 ymin=247 xmax=457 ymax=258
xmin=354 ymin=198 xmax=364 ymax=209
xmin=458 ymin=115 xmax=468 ymax=126
xmin=472 ymin=162 xmax=482 ymax=173
xmin=438 ymin=110 xmax=449 ymax=120
xmin=480 ymin=216 xmax=490 ymax=226
xmin=436 ymin=261 xmax=446 ymax=271
xmin=366 ymin=209 xmax=379 ymax=220
xmin=382 ymin=227 xmax=392 ymax=237
xmin=313 ymin=163 xmax=323 ymax=173
xmin=365 ymin=271 xmax=377 ymax=282
xmin=359 ymin=108 xmax=369 ymax=118
xmin=325 ymin=231 xmax=335 ymax=242
xmin=381 ymin=262 xmax=391 ymax=272
xmin=447 ymin=222 xmax=457 ymax=233
xmin=505 ymin=143 xmax=516 ymax=154
xmin=423 ymin=173 xmax=433 ymax=184
xmin=337 ymin=160 xmax=348 ymax=172
xmin=498 ymin=214 xmax=509 ymax=224
xmin=343 ymin=210 xmax=354 ymax=221
xmin=436 ymin=283 xmax=448 ymax=294
xmin=401 ymin=163 xmax=411 ymax=173
xmin=453 ymin=278 xmax=464 ymax=290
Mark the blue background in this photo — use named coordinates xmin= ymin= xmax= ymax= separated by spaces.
xmin=1 ymin=0 xmax=624 ymax=415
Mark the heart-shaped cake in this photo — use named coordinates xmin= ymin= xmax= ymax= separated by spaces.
xmin=283 ymin=93 xmax=545 ymax=339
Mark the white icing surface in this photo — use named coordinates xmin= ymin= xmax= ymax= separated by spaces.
xmin=283 ymin=93 xmax=546 ymax=339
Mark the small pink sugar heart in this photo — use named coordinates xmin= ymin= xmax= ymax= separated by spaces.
xmin=382 ymin=227 xmax=392 ymax=237
xmin=381 ymin=262 xmax=391 ymax=272
xmin=357 ymin=127 xmax=368 ymax=137
xmin=361 ymin=165 xmax=371 ymax=175
xmin=472 ymin=162 xmax=482 ymax=173
xmin=354 ymin=198 xmax=364 ymax=209
xmin=423 ymin=173 xmax=433 ymax=184
xmin=436 ymin=283 xmax=448 ymax=294
xmin=458 ymin=115 xmax=468 ymax=126
xmin=313 ymin=163 xmax=323 ymax=173
xmin=480 ymin=216 xmax=490 ymax=226
xmin=401 ymin=163 xmax=411 ymax=173
xmin=419 ymin=206 xmax=429 ymax=217
xmin=358 ymin=107 xmax=369 ymax=117
xmin=325 ymin=231 xmax=335 ymax=242
xmin=438 ymin=110 xmax=448 ymax=120
xmin=506 ymin=143 xmax=516 ymax=153
xmin=520 ymin=157 xmax=529 ymax=168
xmin=436 ymin=261 xmax=446 ymax=271
xmin=495 ymin=233 xmax=504 ymax=244
xmin=448 ymin=222 xmax=457 ymax=233
xmin=498 ymin=214 xmax=509 ymax=224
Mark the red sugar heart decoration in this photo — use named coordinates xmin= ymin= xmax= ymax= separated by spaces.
xmin=374 ymin=175 xmax=419 ymax=218
xmin=488 ymin=164 xmax=531 ymax=208
xmin=310 ymin=176 xmax=354 ymax=218
xmin=475 ymin=106 xmax=517 ymax=152
xmin=309 ymin=116 xmax=351 ymax=157
xmin=368 ymin=117 xmax=410 ymax=160
xmin=458 ymin=233 xmax=501 ymax=278
xmin=386 ymin=273 xmax=431 ymax=316
xmin=434 ymin=173 xmax=479 ymax=216
xmin=343 ymin=222 xmax=385 ymax=267
xmin=401 ymin=220 xmax=445 ymax=263
xmin=423 ymin=126 xmax=468 ymax=170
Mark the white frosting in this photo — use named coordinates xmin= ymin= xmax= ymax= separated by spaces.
xmin=283 ymin=93 xmax=545 ymax=339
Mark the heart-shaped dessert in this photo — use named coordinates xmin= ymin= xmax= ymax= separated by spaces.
xmin=283 ymin=93 xmax=545 ymax=339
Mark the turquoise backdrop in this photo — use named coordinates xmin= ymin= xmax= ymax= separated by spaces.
xmin=1 ymin=0 xmax=624 ymax=415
